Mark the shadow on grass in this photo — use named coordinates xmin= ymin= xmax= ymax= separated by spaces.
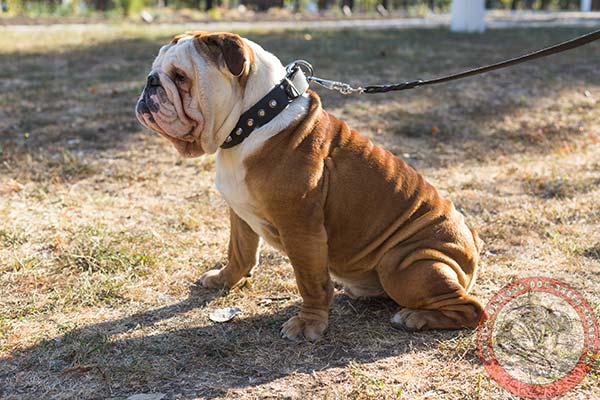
xmin=0 ymin=284 xmax=470 ymax=398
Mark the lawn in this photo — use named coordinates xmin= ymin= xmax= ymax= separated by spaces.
xmin=0 ymin=25 xmax=599 ymax=399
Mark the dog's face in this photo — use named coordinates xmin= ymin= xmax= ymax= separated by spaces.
xmin=136 ymin=32 xmax=254 ymax=157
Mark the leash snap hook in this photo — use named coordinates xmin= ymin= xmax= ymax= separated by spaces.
xmin=286 ymin=59 xmax=363 ymax=95
xmin=307 ymin=76 xmax=364 ymax=95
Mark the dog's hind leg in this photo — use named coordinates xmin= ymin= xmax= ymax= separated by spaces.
xmin=377 ymin=259 xmax=483 ymax=331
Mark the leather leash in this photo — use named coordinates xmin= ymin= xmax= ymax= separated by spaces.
xmin=221 ymin=29 xmax=600 ymax=149
xmin=302 ymin=28 xmax=600 ymax=95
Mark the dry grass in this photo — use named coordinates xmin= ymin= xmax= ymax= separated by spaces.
xmin=0 ymin=25 xmax=599 ymax=399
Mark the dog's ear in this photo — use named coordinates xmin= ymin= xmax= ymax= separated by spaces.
xmin=194 ymin=33 xmax=253 ymax=78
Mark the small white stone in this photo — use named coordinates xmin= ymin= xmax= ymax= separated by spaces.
xmin=247 ymin=119 xmax=254 ymax=127
xmin=225 ymin=136 xmax=232 ymax=142
xmin=235 ymin=128 xmax=243 ymax=136
xmin=269 ymin=99 xmax=277 ymax=108
xmin=257 ymin=109 xmax=265 ymax=117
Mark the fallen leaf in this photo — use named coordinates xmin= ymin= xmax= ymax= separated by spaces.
xmin=7 ymin=179 xmax=24 ymax=192
xmin=209 ymin=307 xmax=241 ymax=323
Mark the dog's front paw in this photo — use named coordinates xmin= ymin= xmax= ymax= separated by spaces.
xmin=280 ymin=315 xmax=328 ymax=341
xmin=199 ymin=269 xmax=227 ymax=289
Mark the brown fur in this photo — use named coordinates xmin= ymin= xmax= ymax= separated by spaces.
xmin=212 ymin=91 xmax=483 ymax=338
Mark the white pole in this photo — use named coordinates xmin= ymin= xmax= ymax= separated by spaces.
xmin=451 ymin=0 xmax=486 ymax=33
xmin=582 ymin=0 xmax=592 ymax=12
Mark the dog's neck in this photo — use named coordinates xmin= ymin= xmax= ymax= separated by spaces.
xmin=216 ymin=94 xmax=310 ymax=162
xmin=215 ymin=41 xmax=310 ymax=160
xmin=242 ymin=41 xmax=290 ymax=112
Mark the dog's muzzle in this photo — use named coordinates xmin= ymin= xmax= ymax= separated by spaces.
xmin=136 ymin=72 xmax=161 ymax=118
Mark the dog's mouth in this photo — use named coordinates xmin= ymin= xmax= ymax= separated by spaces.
xmin=180 ymin=126 xmax=197 ymax=142
xmin=136 ymin=87 xmax=202 ymax=145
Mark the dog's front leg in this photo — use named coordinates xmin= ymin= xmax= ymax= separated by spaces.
xmin=279 ymin=215 xmax=332 ymax=341
xmin=200 ymin=208 xmax=260 ymax=289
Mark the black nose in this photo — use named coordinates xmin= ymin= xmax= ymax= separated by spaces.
xmin=136 ymin=99 xmax=149 ymax=115
xmin=147 ymin=72 xmax=160 ymax=87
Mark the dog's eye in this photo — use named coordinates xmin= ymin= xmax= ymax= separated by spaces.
xmin=174 ymin=72 xmax=187 ymax=84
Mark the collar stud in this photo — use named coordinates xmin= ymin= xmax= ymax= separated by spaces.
xmin=221 ymin=66 xmax=309 ymax=149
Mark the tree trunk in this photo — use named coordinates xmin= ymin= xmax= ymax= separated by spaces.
xmin=95 ymin=0 xmax=109 ymax=11
xmin=540 ymin=0 xmax=550 ymax=9
xmin=428 ymin=0 xmax=434 ymax=11
xmin=511 ymin=0 xmax=519 ymax=10
xmin=205 ymin=0 xmax=213 ymax=11
xmin=592 ymin=0 xmax=600 ymax=9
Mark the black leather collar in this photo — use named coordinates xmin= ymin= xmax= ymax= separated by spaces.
xmin=220 ymin=67 xmax=309 ymax=149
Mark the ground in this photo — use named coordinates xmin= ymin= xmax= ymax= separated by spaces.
xmin=0 ymin=25 xmax=599 ymax=400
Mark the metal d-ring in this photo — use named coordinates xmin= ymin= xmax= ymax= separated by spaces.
xmin=285 ymin=60 xmax=314 ymax=80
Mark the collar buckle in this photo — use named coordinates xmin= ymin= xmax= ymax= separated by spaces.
xmin=283 ymin=76 xmax=301 ymax=99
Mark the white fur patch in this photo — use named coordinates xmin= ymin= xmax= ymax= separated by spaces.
xmin=215 ymin=94 xmax=309 ymax=244
xmin=215 ymin=39 xmax=310 ymax=244
xmin=390 ymin=311 xmax=405 ymax=327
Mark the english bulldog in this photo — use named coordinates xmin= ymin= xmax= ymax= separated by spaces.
xmin=136 ymin=32 xmax=484 ymax=341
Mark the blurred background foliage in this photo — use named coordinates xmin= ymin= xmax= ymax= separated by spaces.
xmin=0 ymin=0 xmax=598 ymax=21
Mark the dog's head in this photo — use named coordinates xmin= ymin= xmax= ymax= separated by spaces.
xmin=135 ymin=32 xmax=256 ymax=157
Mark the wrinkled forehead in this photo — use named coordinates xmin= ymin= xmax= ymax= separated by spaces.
xmin=151 ymin=36 xmax=196 ymax=72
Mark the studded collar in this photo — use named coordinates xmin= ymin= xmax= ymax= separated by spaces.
xmin=220 ymin=66 xmax=309 ymax=149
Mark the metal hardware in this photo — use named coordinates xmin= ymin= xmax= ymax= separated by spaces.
xmin=285 ymin=60 xmax=313 ymax=79
xmin=308 ymin=76 xmax=364 ymax=95
xmin=295 ymin=29 xmax=600 ymax=96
